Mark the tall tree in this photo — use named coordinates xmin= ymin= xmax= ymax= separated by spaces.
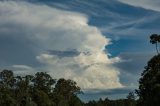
xmin=0 ymin=70 xmax=16 ymax=106
xmin=150 ymin=34 xmax=160 ymax=54
xmin=32 ymin=72 xmax=55 ymax=94
xmin=53 ymin=78 xmax=82 ymax=106
xmin=0 ymin=70 xmax=16 ymax=89
xmin=136 ymin=53 xmax=160 ymax=105
xmin=15 ymin=75 xmax=34 ymax=106
xmin=126 ymin=92 xmax=136 ymax=106
xmin=136 ymin=34 xmax=160 ymax=106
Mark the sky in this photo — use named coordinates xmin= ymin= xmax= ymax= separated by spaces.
xmin=0 ymin=0 xmax=160 ymax=102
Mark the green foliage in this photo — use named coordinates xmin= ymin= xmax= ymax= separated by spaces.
xmin=136 ymin=54 xmax=160 ymax=106
xmin=150 ymin=34 xmax=160 ymax=54
xmin=32 ymin=90 xmax=53 ymax=106
xmin=54 ymin=78 xmax=81 ymax=97
xmin=126 ymin=92 xmax=136 ymax=106
xmin=85 ymin=97 xmax=136 ymax=106
xmin=0 ymin=70 xmax=137 ymax=106
xmin=0 ymin=70 xmax=82 ymax=106
xmin=33 ymin=72 xmax=55 ymax=94
xmin=135 ymin=35 xmax=160 ymax=106
xmin=52 ymin=78 xmax=82 ymax=106
xmin=0 ymin=69 xmax=138 ymax=106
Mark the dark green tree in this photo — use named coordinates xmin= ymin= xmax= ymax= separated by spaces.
xmin=0 ymin=70 xmax=16 ymax=106
xmin=53 ymin=78 xmax=82 ymax=106
xmin=136 ymin=34 xmax=160 ymax=106
xmin=136 ymin=55 xmax=160 ymax=106
xmin=0 ymin=70 xmax=84 ymax=106
xmin=32 ymin=90 xmax=54 ymax=106
xmin=126 ymin=92 xmax=136 ymax=106
xmin=15 ymin=75 xmax=34 ymax=106
xmin=150 ymin=34 xmax=160 ymax=54
xmin=0 ymin=70 xmax=16 ymax=89
xmin=32 ymin=72 xmax=55 ymax=94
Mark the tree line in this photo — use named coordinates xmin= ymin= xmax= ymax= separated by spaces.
xmin=0 ymin=70 xmax=137 ymax=106
xmin=0 ymin=70 xmax=83 ymax=106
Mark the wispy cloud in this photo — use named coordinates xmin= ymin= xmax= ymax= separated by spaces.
xmin=118 ymin=0 xmax=160 ymax=12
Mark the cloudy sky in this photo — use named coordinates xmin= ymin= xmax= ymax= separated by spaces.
xmin=0 ymin=0 xmax=160 ymax=101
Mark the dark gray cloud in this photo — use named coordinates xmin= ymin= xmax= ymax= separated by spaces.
xmin=0 ymin=30 xmax=40 ymax=67
xmin=48 ymin=49 xmax=80 ymax=58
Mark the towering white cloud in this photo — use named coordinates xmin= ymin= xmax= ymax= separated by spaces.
xmin=0 ymin=1 xmax=123 ymax=89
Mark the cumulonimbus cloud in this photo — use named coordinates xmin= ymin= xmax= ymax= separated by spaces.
xmin=0 ymin=1 xmax=123 ymax=89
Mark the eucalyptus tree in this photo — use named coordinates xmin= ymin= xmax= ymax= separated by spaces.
xmin=136 ymin=35 xmax=160 ymax=106
xmin=32 ymin=72 xmax=56 ymax=94
xmin=150 ymin=34 xmax=160 ymax=54
xmin=53 ymin=78 xmax=82 ymax=106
